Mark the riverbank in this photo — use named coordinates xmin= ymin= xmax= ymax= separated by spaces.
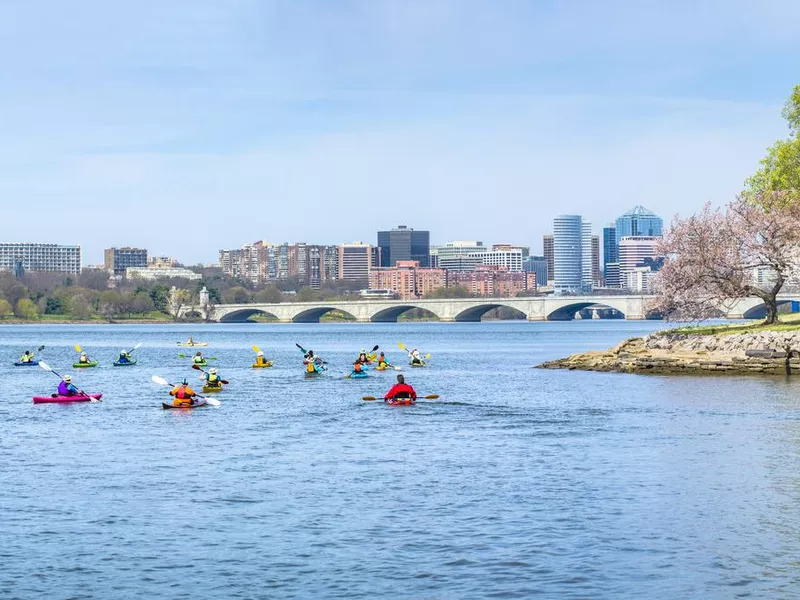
xmin=538 ymin=321 xmax=800 ymax=375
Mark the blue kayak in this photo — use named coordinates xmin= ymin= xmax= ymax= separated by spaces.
xmin=14 ymin=360 xmax=39 ymax=366
xmin=349 ymin=371 xmax=368 ymax=379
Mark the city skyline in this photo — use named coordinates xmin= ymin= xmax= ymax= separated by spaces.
xmin=2 ymin=2 xmax=798 ymax=264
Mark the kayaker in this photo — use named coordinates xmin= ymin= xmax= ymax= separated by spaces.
xmin=170 ymin=378 xmax=197 ymax=407
xmin=304 ymin=350 xmax=325 ymax=373
xmin=377 ymin=352 xmax=391 ymax=368
xmin=352 ymin=361 xmax=364 ymax=376
xmin=408 ymin=349 xmax=424 ymax=366
xmin=78 ymin=352 xmax=91 ymax=364
xmin=19 ymin=350 xmax=35 ymax=363
xmin=57 ymin=375 xmax=79 ymax=397
xmin=117 ymin=350 xmax=132 ymax=364
xmin=356 ymin=349 xmax=370 ymax=365
xmin=384 ymin=374 xmax=417 ymax=401
xmin=255 ymin=350 xmax=270 ymax=366
xmin=192 ymin=351 xmax=205 ymax=365
xmin=187 ymin=337 xmax=195 ymax=345
xmin=203 ymin=368 xmax=223 ymax=389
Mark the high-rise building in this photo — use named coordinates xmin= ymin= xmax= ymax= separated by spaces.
xmin=431 ymin=241 xmax=485 ymax=271
xmin=591 ymin=235 xmax=602 ymax=287
xmin=338 ymin=242 xmax=373 ymax=285
xmin=468 ymin=247 xmax=524 ymax=272
xmin=0 ymin=243 xmax=82 ymax=275
xmin=615 ymin=206 xmax=663 ymax=250
xmin=619 ymin=236 xmax=660 ymax=288
xmin=602 ymin=224 xmax=619 ymax=286
xmin=553 ymin=215 xmax=583 ymax=295
xmin=581 ymin=220 xmax=594 ymax=292
xmin=543 ymin=234 xmax=554 ymax=283
xmin=523 ymin=255 xmax=548 ymax=289
xmin=377 ymin=225 xmax=430 ymax=267
xmin=104 ymin=247 xmax=147 ymax=276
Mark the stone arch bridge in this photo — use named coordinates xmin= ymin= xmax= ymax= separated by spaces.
xmin=175 ymin=294 xmax=800 ymax=323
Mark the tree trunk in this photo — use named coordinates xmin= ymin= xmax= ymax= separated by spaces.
xmin=764 ymin=294 xmax=779 ymax=324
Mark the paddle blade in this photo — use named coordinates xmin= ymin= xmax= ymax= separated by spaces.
xmin=74 ymin=345 xmax=82 ymax=353
xmin=38 ymin=361 xmax=52 ymax=372
xmin=362 ymin=396 xmax=378 ymax=401
xmin=393 ymin=366 xmax=402 ymax=371
xmin=425 ymin=354 xmax=431 ymax=359
xmin=205 ymin=397 xmax=221 ymax=407
xmin=252 ymin=345 xmax=260 ymax=353
xmin=151 ymin=375 xmax=170 ymax=386
xmin=131 ymin=343 xmax=143 ymax=351
xmin=220 ymin=379 xmax=229 ymax=385
xmin=423 ymin=394 xmax=440 ymax=400
xmin=191 ymin=364 xmax=202 ymax=371
xmin=398 ymin=342 xmax=407 ymax=351
xmin=372 ymin=345 xmax=379 ymax=352
xmin=37 ymin=345 xmax=45 ymax=351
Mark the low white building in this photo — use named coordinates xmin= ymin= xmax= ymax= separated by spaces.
xmin=126 ymin=267 xmax=201 ymax=281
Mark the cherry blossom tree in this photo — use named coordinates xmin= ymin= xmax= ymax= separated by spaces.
xmin=652 ymin=193 xmax=800 ymax=324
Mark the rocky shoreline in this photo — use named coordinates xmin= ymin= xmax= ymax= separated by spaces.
xmin=538 ymin=330 xmax=800 ymax=375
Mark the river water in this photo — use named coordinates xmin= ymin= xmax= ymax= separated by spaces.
xmin=2 ymin=321 xmax=799 ymax=598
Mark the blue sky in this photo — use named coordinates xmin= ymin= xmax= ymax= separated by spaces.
xmin=2 ymin=0 xmax=799 ymax=264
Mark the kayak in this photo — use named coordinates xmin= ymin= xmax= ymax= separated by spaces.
xmin=14 ymin=360 xmax=40 ymax=366
xmin=386 ymin=398 xmax=416 ymax=406
xmin=177 ymin=342 xmax=208 ymax=347
xmin=375 ymin=365 xmax=393 ymax=371
xmin=349 ymin=371 xmax=368 ymax=379
xmin=33 ymin=393 xmax=103 ymax=404
xmin=192 ymin=361 xmax=208 ymax=367
xmin=113 ymin=360 xmax=137 ymax=367
xmin=162 ymin=399 xmax=207 ymax=409
xmin=252 ymin=361 xmax=274 ymax=368
xmin=202 ymin=385 xmax=223 ymax=393
xmin=410 ymin=362 xmax=425 ymax=368
xmin=73 ymin=361 xmax=99 ymax=368
xmin=305 ymin=369 xmax=324 ymax=377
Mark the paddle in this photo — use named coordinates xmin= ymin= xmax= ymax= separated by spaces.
xmin=128 ymin=342 xmax=142 ymax=354
xmin=252 ymin=345 xmax=261 ymax=353
xmin=151 ymin=375 xmax=220 ymax=407
xmin=38 ymin=361 xmax=99 ymax=403
xmin=362 ymin=395 xmax=440 ymax=402
xmin=191 ymin=364 xmax=229 ymax=384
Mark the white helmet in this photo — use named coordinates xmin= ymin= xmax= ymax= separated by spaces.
xmin=63 ymin=375 xmax=72 ymax=382
xmin=257 ymin=351 xmax=264 ymax=356
xmin=210 ymin=368 xmax=218 ymax=374
xmin=120 ymin=350 xmax=127 ymax=354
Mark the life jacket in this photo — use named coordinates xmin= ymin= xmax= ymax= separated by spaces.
xmin=386 ymin=383 xmax=416 ymax=400
xmin=256 ymin=356 xmax=266 ymax=365
xmin=193 ymin=356 xmax=204 ymax=363
xmin=353 ymin=363 xmax=362 ymax=373
xmin=171 ymin=386 xmax=194 ymax=405
xmin=21 ymin=354 xmax=32 ymax=363
xmin=206 ymin=374 xmax=221 ymax=385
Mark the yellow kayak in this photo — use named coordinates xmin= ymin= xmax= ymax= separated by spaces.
xmin=252 ymin=361 xmax=274 ymax=368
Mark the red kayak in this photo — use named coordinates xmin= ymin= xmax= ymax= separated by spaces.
xmin=386 ymin=398 xmax=416 ymax=406
xmin=33 ymin=393 xmax=103 ymax=404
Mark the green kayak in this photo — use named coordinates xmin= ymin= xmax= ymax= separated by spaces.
xmin=73 ymin=361 xmax=99 ymax=368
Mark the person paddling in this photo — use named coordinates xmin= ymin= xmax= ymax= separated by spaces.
xmin=377 ymin=352 xmax=391 ymax=369
xmin=255 ymin=350 xmax=271 ymax=366
xmin=384 ymin=374 xmax=417 ymax=402
xmin=117 ymin=350 xmax=133 ymax=364
xmin=203 ymin=368 xmax=223 ymax=389
xmin=192 ymin=351 xmax=205 ymax=365
xmin=170 ymin=378 xmax=197 ymax=407
xmin=304 ymin=350 xmax=325 ymax=374
xmin=78 ymin=352 xmax=91 ymax=364
xmin=57 ymin=374 xmax=79 ymax=397
xmin=356 ymin=349 xmax=370 ymax=365
xmin=408 ymin=348 xmax=424 ymax=366
xmin=19 ymin=350 xmax=35 ymax=364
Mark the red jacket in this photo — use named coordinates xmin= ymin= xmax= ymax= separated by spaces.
xmin=384 ymin=383 xmax=417 ymax=400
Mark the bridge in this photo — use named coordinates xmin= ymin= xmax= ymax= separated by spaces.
xmin=175 ymin=294 xmax=800 ymax=323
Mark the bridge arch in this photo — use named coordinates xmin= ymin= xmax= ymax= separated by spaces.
xmin=293 ymin=307 xmax=357 ymax=323
xmin=219 ymin=308 xmax=280 ymax=323
xmin=546 ymin=301 xmax=627 ymax=321
xmin=371 ymin=305 xmax=441 ymax=322
xmin=454 ymin=303 xmax=527 ymax=322
xmin=742 ymin=298 xmax=800 ymax=319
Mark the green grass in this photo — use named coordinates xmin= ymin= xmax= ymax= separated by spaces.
xmin=664 ymin=313 xmax=800 ymax=336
